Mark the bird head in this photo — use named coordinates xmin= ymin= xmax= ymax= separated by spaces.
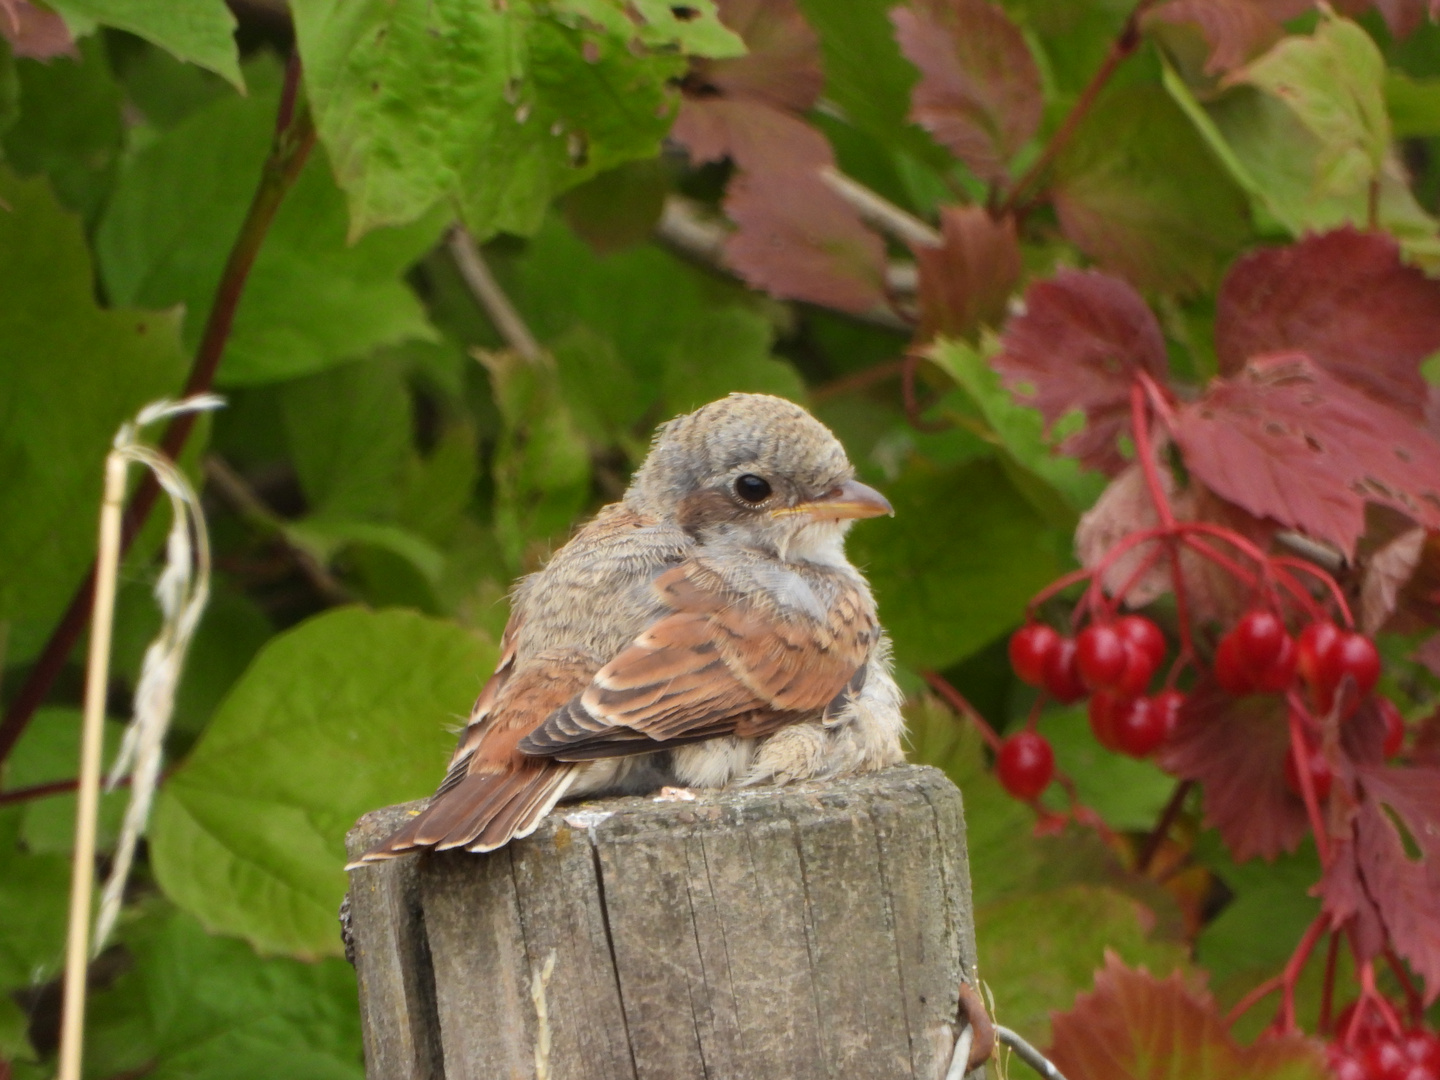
xmin=625 ymin=394 xmax=892 ymax=563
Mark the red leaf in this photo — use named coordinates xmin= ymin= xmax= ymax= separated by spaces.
xmin=913 ymin=206 xmax=1021 ymax=340
xmin=1359 ymin=527 xmax=1427 ymax=635
xmin=1157 ymin=680 xmax=1311 ymax=862
xmin=1321 ymin=764 xmax=1440 ymax=1001
xmin=1215 ymin=230 xmax=1440 ymax=421
xmin=681 ymin=102 xmax=888 ymax=312
xmin=1174 ymin=353 xmax=1440 ymax=558
xmin=1048 ymin=953 xmax=1325 ymax=1080
xmin=890 ymin=0 xmax=1042 ymax=184
xmin=683 ymin=0 xmax=822 ymax=113
xmin=1332 ymin=0 xmax=1434 ymax=38
xmin=1144 ymin=0 xmax=1285 ymax=74
xmin=670 ymin=0 xmax=887 ymax=313
xmin=994 ymin=270 xmax=1168 ymax=475
xmin=0 ymin=0 xmax=75 ymax=59
xmin=1077 ymin=462 xmax=1183 ymax=609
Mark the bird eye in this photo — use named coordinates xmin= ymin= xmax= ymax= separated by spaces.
xmin=733 ymin=474 xmax=772 ymax=503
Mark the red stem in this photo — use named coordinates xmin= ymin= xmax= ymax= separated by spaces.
xmin=1129 ymin=386 xmax=1195 ymax=658
xmin=1226 ymin=974 xmax=1283 ymax=1028
xmin=1278 ymin=914 xmax=1329 ymax=1033
xmin=0 ymin=72 xmax=317 ymax=768
xmin=1384 ymin=949 xmax=1424 ymax=1025
xmin=1287 ymin=698 xmax=1332 ymax=869
xmin=901 ymin=352 xmax=949 ymax=433
xmin=1320 ymin=930 xmax=1340 ymax=1034
xmin=1001 ymin=1 xmax=1152 ymax=214
xmin=1271 ymin=556 xmax=1354 ymax=628
xmin=922 ymin=670 xmax=1005 ymax=753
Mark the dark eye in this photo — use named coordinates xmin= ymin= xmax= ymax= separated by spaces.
xmin=733 ymin=474 xmax=772 ymax=503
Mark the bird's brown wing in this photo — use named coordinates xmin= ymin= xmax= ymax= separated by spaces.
xmin=352 ymin=607 xmax=601 ymax=862
xmin=518 ymin=563 xmax=876 ymax=761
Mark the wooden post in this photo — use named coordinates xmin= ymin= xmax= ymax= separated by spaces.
xmin=344 ymin=764 xmax=979 ymax=1080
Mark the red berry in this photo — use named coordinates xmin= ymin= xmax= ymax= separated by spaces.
xmin=1042 ymin=638 xmax=1087 ymax=703
xmin=1380 ymin=699 xmax=1405 ymax=758
xmin=1253 ymin=632 xmax=1298 ymax=693
xmin=1400 ymin=1030 xmax=1440 ymax=1070
xmin=1363 ymin=1039 xmax=1409 ymax=1079
xmin=1153 ymin=690 xmax=1185 ymax=739
xmin=1088 ymin=692 xmax=1125 ymax=752
xmin=1284 ymin=742 xmax=1334 ymax=801
xmin=1214 ymin=633 xmax=1256 ymax=695
xmin=1335 ymin=1000 xmax=1391 ymax=1047
xmin=1234 ymin=609 xmax=1286 ymax=671
xmin=1326 ymin=1047 xmax=1368 ymax=1080
xmin=1298 ymin=620 xmax=1344 ymax=708
xmin=1009 ymin=624 xmax=1061 ymax=688
xmin=1076 ymin=625 xmax=1128 ymax=690
xmin=997 ymin=732 xmax=1055 ymax=800
xmin=1114 ymin=697 xmax=1168 ymax=758
xmin=1334 ymin=631 xmax=1381 ymax=697
xmin=1116 ymin=615 xmax=1165 ymax=668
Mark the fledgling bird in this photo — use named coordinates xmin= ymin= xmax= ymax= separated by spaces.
xmin=354 ymin=393 xmax=905 ymax=863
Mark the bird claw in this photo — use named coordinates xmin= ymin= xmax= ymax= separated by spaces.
xmin=652 ymin=786 xmax=698 ymax=802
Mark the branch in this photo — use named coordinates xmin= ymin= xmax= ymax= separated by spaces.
xmin=818 ymin=166 xmax=942 ymax=249
xmin=447 ymin=225 xmax=544 ymax=362
xmin=1135 ymin=779 xmax=1193 ymax=874
xmin=654 ymin=195 xmax=915 ymax=333
xmin=202 ymin=455 xmax=351 ymax=605
xmin=0 ymin=58 xmax=317 ymax=768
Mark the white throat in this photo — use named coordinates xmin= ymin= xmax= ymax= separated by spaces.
xmin=776 ymin=519 xmax=852 ymax=568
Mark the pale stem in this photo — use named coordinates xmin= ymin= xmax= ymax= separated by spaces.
xmin=447 ymin=225 xmax=543 ymax=363
xmin=818 ymin=166 xmax=943 ymax=249
xmin=58 ymin=452 xmax=127 ymax=1080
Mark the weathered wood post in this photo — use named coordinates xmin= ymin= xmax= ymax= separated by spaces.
xmin=344 ymin=763 xmax=979 ymax=1080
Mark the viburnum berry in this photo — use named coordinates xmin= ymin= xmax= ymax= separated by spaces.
xmin=1152 ymin=690 xmax=1185 ymax=740
xmin=996 ymin=732 xmax=1055 ymax=800
xmin=1076 ymin=624 xmax=1128 ymax=690
xmin=1379 ymin=699 xmax=1405 ymax=758
xmin=1114 ymin=615 xmax=1164 ymax=694
xmin=1284 ymin=742 xmax=1334 ymax=802
xmin=1088 ymin=691 xmax=1124 ymax=752
xmin=1215 ymin=609 xmax=1296 ymax=695
xmin=1009 ymin=623 xmax=1061 ymax=688
xmin=1334 ymin=1000 xmax=1393 ymax=1048
xmin=1113 ymin=696 xmax=1168 ymax=758
xmin=1298 ymin=622 xmax=1380 ymax=712
xmin=1214 ymin=632 xmax=1256 ymax=695
xmin=1353 ymin=1028 xmax=1440 ymax=1080
xmin=1042 ymin=638 xmax=1087 ymax=703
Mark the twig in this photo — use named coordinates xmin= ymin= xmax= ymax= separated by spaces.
xmin=0 ymin=62 xmax=317 ymax=769
xmin=810 ymin=357 xmax=906 ymax=402
xmin=818 ymin=166 xmax=942 ymax=249
xmin=1135 ymin=779 xmax=1193 ymax=874
xmin=202 ymin=455 xmax=351 ymax=604
xmin=446 ymin=225 xmax=543 ymax=362
xmin=0 ymin=775 xmax=134 ymax=806
xmin=58 ymin=453 xmax=126 ymax=1080
xmin=921 ymin=670 xmax=1004 ymax=753
xmin=1274 ymin=531 xmax=1345 ymax=576
xmin=653 ymin=195 xmax=915 ymax=333
xmin=996 ymin=1025 xmax=1069 ymax=1080
xmin=1001 ymin=1 xmax=1155 ymax=214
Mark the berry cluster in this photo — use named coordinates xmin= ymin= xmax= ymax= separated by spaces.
xmin=996 ymin=609 xmax=1405 ymax=805
xmin=1328 ymin=1003 xmax=1440 ymax=1080
xmin=998 ymin=615 xmax=1173 ymax=799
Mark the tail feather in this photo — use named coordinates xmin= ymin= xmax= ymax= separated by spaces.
xmin=349 ymin=765 xmax=574 ymax=866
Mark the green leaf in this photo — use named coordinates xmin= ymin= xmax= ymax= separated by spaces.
xmin=1386 ymin=69 xmax=1440 ymax=138
xmin=795 ymin=0 xmax=951 ymax=170
xmin=978 ymin=884 xmax=1191 ymax=1044
xmin=48 ymin=0 xmax=242 ymax=89
xmin=1052 ymin=83 xmax=1253 ymax=294
xmin=480 ymin=350 xmax=591 ymax=569
xmin=396 ymin=420 xmax=481 ymax=548
xmin=1165 ymin=59 xmax=1440 ymax=268
xmin=0 ymin=168 xmax=188 ymax=661
xmin=1 ymin=37 xmax=123 ymax=222
xmin=661 ymin=308 xmax=806 ymax=415
xmin=1039 ymin=703 xmax=1176 ymax=831
xmin=928 ymin=337 xmax=1106 ymax=514
xmin=0 ymin=991 xmax=32 ymax=1063
xmin=291 ymin=0 xmax=740 ymax=239
xmin=286 ymin=518 xmax=445 ymax=585
xmin=3 ymin=707 xmax=127 ymax=854
xmin=0 ymin=810 xmax=70 ymax=990
xmin=281 ymin=360 xmax=412 ymax=520
xmin=848 ymin=458 xmax=1064 ymax=669
xmin=85 ymin=904 xmax=363 ymax=1080
xmin=96 ymin=65 xmax=443 ymax=386
xmin=1234 ymin=15 xmax=1389 ymax=197
xmin=150 ymin=607 xmax=496 ymax=957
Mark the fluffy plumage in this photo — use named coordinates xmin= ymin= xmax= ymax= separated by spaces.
xmin=355 ymin=393 xmax=905 ymax=863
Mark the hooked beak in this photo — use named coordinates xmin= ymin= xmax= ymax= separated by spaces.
xmin=773 ymin=479 xmax=894 ymax=522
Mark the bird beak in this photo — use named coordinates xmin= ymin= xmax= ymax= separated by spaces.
xmin=774 ymin=479 xmax=894 ymax=521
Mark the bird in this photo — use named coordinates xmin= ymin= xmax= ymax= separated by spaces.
xmin=353 ymin=393 xmax=905 ymax=864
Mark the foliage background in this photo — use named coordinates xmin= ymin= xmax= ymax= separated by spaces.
xmin=0 ymin=0 xmax=1438 ymax=1076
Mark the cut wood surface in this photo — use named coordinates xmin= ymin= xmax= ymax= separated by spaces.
xmin=344 ymin=763 xmax=979 ymax=1080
